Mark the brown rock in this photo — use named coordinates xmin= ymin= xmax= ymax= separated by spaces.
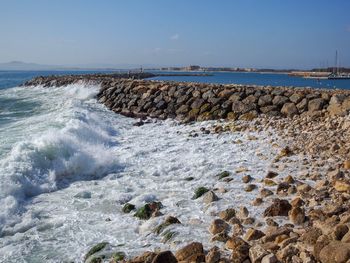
xmin=226 ymin=237 xmax=250 ymax=263
xmin=281 ymin=102 xmax=298 ymax=117
xmin=249 ymin=244 xmax=269 ymax=263
xmin=209 ymin=219 xmax=230 ymax=235
xmin=319 ymin=241 xmax=350 ymax=263
xmin=308 ymin=98 xmax=325 ymax=112
xmin=205 ymin=246 xmax=221 ymax=263
xmin=334 ymin=180 xmax=350 ymax=192
xmin=152 ymin=251 xmax=177 ymax=263
xmin=263 ymin=199 xmax=292 ymax=217
xmin=244 ymin=228 xmax=265 ymax=241
xmin=219 ymin=208 xmax=236 ymax=221
xmin=288 ymin=207 xmax=306 ymax=225
xmin=175 ymin=242 xmax=204 ymax=262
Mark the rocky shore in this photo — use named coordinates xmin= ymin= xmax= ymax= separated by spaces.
xmin=23 ymin=75 xmax=350 ymax=263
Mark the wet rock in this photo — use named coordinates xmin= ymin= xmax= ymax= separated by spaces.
xmin=128 ymin=251 xmax=157 ymax=263
xmin=242 ymin=175 xmax=252 ymax=183
xmin=260 ymin=188 xmax=273 ymax=197
xmin=209 ymin=219 xmax=230 ymax=235
xmin=245 ymin=184 xmax=257 ymax=192
xmin=217 ymin=171 xmax=230 ymax=179
xmin=264 ymin=199 xmax=292 ymax=217
xmin=226 ymin=237 xmax=250 ymax=263
xmin=84 ymin=242 xmax=109 ymax=263
xmin=206 ymin=246 xmax=221 ymax=263
xmin=134 ymin=202 xmax=163 ymax=220
xmin=192 ymin=187 xmax=209 ymax=199
xmin=175 ymin=242 xmax=204 ymax=262
xmin=154 ymin=216 xmax=181 ymax=234
xmin=203 ymin=191 xmax=219 ymax=204
xmin=122 ymin=203 xmax=136 ymax=213
xmin=244 ymin=228 xmax=265 ymax=241
xmin=152 ymin=251 xmax=177 ymax=263
xmin=237 ymin=206 xmax=249 ymax=219
xmin=219 ymin=208 xmax=236 ymax=221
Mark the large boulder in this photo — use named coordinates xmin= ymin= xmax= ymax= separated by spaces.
xmin=308 ymin=98 xmax=326 ymax=112
xmin=319 ymin=241 xmax=350 ymax=263
xmin=281 ymin=102 xmax=298 ymax=117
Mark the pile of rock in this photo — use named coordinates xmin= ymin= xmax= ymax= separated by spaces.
xmin=96 ymin=79 xmax=350 ymax=122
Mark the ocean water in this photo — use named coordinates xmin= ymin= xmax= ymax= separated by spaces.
xmin=150 ymin=71 xmax=350 ymax=90
xmin=0 ymin=71 xmax=308 ymax=262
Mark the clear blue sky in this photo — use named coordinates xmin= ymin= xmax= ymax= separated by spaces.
xmin=0 ymin=0 xmax=349 ymax=69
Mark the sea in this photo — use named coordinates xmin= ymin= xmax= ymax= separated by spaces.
xmin=0 ymin=70 xmax=340 ymax=262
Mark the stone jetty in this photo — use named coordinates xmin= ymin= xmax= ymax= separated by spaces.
xmin=24 ymin=74 xmax=350 ymax=122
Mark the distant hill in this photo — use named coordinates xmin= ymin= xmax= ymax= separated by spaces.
xmin=0 ymin=61 xmax=63 ymax=71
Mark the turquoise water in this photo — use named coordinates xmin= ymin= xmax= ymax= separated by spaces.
xmin=149 ymin=71 xmax=350 ymax=90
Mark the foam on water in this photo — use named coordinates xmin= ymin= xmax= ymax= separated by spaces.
xmin=0 ymin=84 xmax=308 ymax=262
xmin=0 ymin=84 xmax=121 ymax=237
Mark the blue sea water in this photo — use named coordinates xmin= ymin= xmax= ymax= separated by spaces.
xmin=149 ymin=71 xmax=350 ymax=90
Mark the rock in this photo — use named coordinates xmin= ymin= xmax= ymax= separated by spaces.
xmin=111 ymin=252 xmax=125 ymax=262
xmin=252 ymin=198 xmax=263 ymax=206
xmin=291 ymin=197 xmax=305 ymax=207
xmin=332 ymin=224 xmax=349 ymax=241
xmin=175 ymin=242 xmax=204 ymax=262
xmin=206 ymin=246 xmax=221 ymax=263
xmin=276 ymin=244 xmax=299 ymax=262
xmin=245 ymin=184 xmax=257 ymax=192
xmin=192 ymin=187 xmax=209 ymax=199
xmin=258 ymin=95 xmax=273 ymax=107
xmin=263 ymin=199 xmax=292 ymax=217
xmin=217 ymin=171 xmax=230 ymax=179
xmin=219 ymin=208 xmax=236 ymax=221
xmin=319 ymin=241 xmax=350 ymax=263
xmin=129 ymin=251 xmax=157 ymax=263
xmin=152 ymin=251 xmax=177 ymax=263
xmin=344 ymin=160 xmax=350 ymax=169
xmin=203 ymin=191 xmax=219 ymax=204
xmin=237 ymin=206 xmax=249 ymax=219
xmin=249 ymin=245 xmax=269 ymax=263
xmin=308 ymin=98 xmax=325 ymax=112
xmin=134 ymin=202 xmax=163 ymax=220
xmin=272 ymin=95 xmax=289 ymax=106
xmin=244 ymin=228 xmax=265 ymax=241
xmin=154 ymin=216 xmax=181 ymax=234
xmin=288 ymin=206 xmax=305 ymax=225
xmin=211 ymin=231 xmax=230 ymax=242
xmin=226 ymin=237 xmax=250 ymax=263
xmin=260 ymin=188 xmax=273 ymax=197
xmin=289 ymin=93 xmax=303 ymax=104
xmin=281 ymin=102 xmax=298 ymax=117
xmin=122 ymin=203 xmax=136 ymax=213
xmin=242 ymin=175 xmax=252 ymax=183
xmin=84 ymin=242 xmax=109 ymax=262
xmin=209 ymin=219 xmax=230 ymax=235
xmin=334 ymin=181 xmax=350 ymax=192
xmin=266 ymin=171 xmax=278 ymax=178
xmin=261 ymin=254 xmax=278 ymax=263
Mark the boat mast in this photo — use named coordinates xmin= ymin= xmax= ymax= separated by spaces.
xmin=335 ymin=50 xmax=338 ymax=75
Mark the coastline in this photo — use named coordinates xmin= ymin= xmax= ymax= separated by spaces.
xmin=19 ymin=74 xmax=350 ymax=262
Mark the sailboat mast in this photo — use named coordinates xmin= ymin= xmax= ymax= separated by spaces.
xmin=335 ymin=50 xmax=338 ymax=74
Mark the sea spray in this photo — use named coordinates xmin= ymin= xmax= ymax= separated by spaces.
xmin=0 ymin=84 xmax=122 ymax=236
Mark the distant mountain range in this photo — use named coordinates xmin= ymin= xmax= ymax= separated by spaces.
xmin=0 ymin=61 xmax=154 ymax=71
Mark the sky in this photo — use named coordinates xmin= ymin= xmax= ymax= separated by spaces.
xmin=0 ymin=0 xmax=350 ymax=69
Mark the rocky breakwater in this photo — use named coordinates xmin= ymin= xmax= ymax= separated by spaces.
xmin=96 ymin=79 xmax=350 ymax=122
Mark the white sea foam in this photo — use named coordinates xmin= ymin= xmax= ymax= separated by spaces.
xmin=0 ymin=84 xmax=308 ymax=262
xmin=0 ymin=84 xmax=121 ymax=237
